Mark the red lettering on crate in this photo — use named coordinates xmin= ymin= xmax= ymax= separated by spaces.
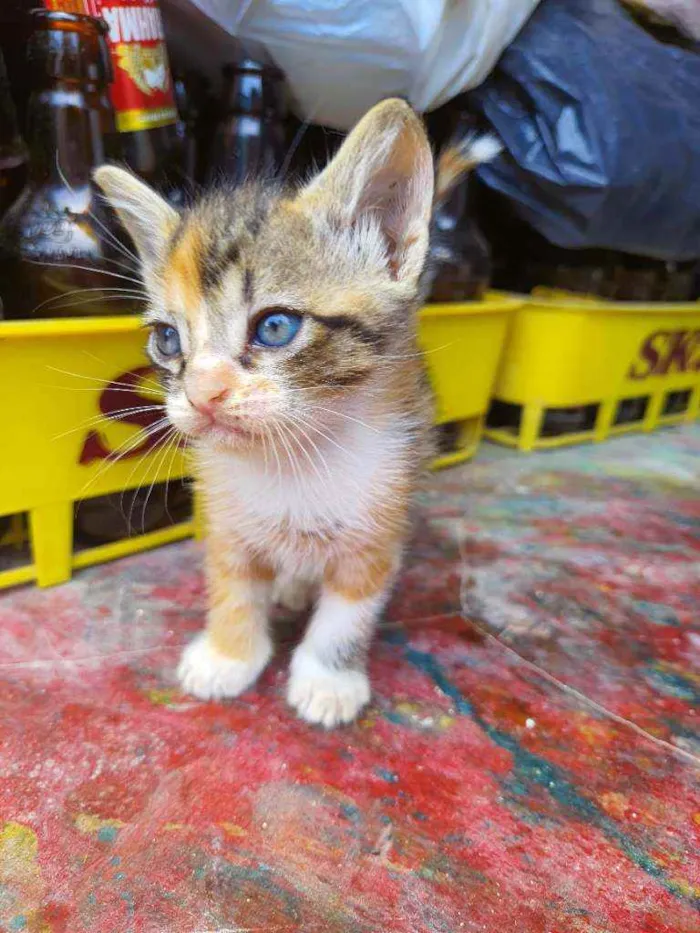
xmin=628 ymin=328 xmax=700 ymax=380
xmin=79 ymin=366 xmax=168 ymax=465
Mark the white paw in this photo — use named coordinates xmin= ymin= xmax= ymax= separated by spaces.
xmin=177 ymin=633 xmax=272 ymax=701
xmin=287 ymin=651 xmax=370 ymax=727
xmin=272 ymin=577 xmax=315 ymax=613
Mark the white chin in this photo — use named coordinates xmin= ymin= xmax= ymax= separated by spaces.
xmin=203 ymin=424 xmax=255 ymax=449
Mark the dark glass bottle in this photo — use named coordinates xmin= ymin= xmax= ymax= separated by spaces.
xmin=0 ymin=10 xmax=132 ymax=320
xmin=68 ymin=1 xmax=187 ymax=204
xmin=0 ymin=3 xmax=92 ymax=129
xmin=0 ymin=3 xmax=33 ymax=132
xmin=426 ymin=112 xmax=492 ymax=302
xmin=479 ymin=188 xmax=699 ymax=303
xmin=3 ymin=1 xmax=188 ymax=202
xmin=208 ymin=57 xmax=288 ymax=185
xmin=0 ymin=49 xmax=29 ymax=220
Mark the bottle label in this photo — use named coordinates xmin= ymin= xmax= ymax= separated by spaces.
xmin=45 ymin=0 xmax=178 ymax=132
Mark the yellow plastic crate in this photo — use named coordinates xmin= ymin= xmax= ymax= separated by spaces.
xmin=0 ymin=317 xmax=194 ymax=590
xmin=420 ymin=293 xmax=521 ymax=468
xmin=485 ymin=290 xmax=700 ymax=451
xmin=0 ymin=294 xmax=519 ymax=589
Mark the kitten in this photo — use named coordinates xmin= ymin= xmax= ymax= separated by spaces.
xmin=95 ymin=99 xmax=495 ymax=727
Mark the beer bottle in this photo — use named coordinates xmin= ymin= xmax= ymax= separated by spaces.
xmin=0 ymin=49 xmax=29 ymax=219
xmin=79 ymin=0 xmax=186 ymax=203
xmin=0 ymin=4 xmax=32 ymax=132
xmin=208 ymin=55 xmax=288 ymax=186
xmin=0 ymin=10 xmax=132 ymax=320
xmin=426 ymin=111 xmax=492 ymax=302
xmin=25 ymin=1 xmax=186 ymax=201
xmin=1 ymin=3 xmax=87 ymax=129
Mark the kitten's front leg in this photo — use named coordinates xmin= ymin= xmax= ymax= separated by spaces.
xmin=287 ymin=545 xmax=400 ymax=727
xmin=178 ymin=534 xmax=274 ymax=700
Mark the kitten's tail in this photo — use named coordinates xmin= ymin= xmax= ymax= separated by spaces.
xmin=434 ymin=133 xmax=503 ymax=206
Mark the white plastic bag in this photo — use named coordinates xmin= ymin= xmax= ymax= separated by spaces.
xmin=167 ymin=0 xmax=540 ymax=129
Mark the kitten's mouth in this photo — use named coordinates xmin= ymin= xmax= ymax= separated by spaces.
xmin=199 ymin=414 xmax=254 ymax=442
xmin=224 ymin=423 xmax=253 ymax=440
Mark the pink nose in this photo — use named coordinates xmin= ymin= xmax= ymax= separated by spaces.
xmin=187 ymin=380 xmax=231 ymax=415
xmin=185 ymin=360 xmax=236 ymax=415
xmin=189 ymin=386 xmax=230 ymax=415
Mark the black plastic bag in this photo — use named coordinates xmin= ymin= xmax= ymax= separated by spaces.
xmin=470 ymin=0 xmax=700 ymax=261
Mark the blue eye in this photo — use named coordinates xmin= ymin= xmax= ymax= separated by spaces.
xmin=254 ymin=310 xmax=302 ymax=348
xmin=154 ymin=323 xmax=181 ymax=357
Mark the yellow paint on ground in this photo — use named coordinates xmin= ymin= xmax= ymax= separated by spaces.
xmin=74 ymin=814 xmax=125 ymax=835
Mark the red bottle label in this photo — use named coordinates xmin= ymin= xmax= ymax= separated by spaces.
xmin=45 ymin=0 xmax=178 ymax=132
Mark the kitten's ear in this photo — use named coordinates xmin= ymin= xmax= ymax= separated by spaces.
xmin=93 ymin=165 xmax=178 ymax=267
xmin=300 ymin=98 xmax=434 ymax=285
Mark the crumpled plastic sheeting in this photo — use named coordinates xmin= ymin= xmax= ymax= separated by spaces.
xmin=471 ymin=0 xmax=700 ymax=260
xmin=171 ymin=0 xmax=540 ymax=129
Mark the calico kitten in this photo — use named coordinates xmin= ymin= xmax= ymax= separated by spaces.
xmin=95 ymin=98 xmax=496 ymax=727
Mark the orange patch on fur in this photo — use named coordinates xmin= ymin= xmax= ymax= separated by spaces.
xmin=206 ymin=536 xmax=273 ymax=659
xmin=326 ymin=546 xmax=396 ymax=602
xmin=165 ymin=220 xmax=206 ymax=319
xmin=208 ymin=604 xmax=256 ymax=659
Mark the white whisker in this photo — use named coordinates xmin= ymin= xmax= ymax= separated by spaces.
xmin=26 ymin=259 xmax=143 ymax=287
xmin=45 ymin=365 xmax=163 ymax=394
xmin=30 ymin=285 xmax=147 ymax=316
xmin=52 ymin=404 xmax=165 ymax=441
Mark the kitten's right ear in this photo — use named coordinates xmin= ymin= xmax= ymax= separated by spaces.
xmin=298 ymin=98 xmax=434 ymax=286
xmin=93 ymin=165 xmax=178 ymax=267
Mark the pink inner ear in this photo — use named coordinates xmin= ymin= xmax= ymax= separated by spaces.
xmin=300 ymin=101 xmax=433 ymax=279
xmin=357 ymin=144 xmax=432 ymax=278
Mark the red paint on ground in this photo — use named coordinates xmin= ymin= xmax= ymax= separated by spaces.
xmin=1 ymin=429 xmax=699 ymax=931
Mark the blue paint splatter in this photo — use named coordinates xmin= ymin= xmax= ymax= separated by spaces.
xmin=215 ymin=861 xmax=301 ymax=921
xmin=644 ymin=665 xmax=700 ymax=704
xmin=631 ymin=601 xmax=679 ymax=627
xmin=120 ymin=890 xmax=136 ymax=924
xmin=383 ymin=709 xmax=405 ymax=725
xmin=97 ymin=825 xmax=118 ymax=843
xmin=340 ymin=803 xmax=361 ymax=823
xmin=403 ymin=645 xmax=475 ymax=717
xmin=375 ymin=767 xmax=399 ymax=783
xmin=9 ymin=916 xmax=26 ymax=931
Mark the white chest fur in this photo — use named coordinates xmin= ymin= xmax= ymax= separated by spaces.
xmin=197 ymin=415 xmax=411 ymax=573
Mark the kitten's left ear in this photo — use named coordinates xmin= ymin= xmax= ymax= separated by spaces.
xmin=94 ymin=165 xmax=179 ymax=269
xmin=300 ymin=98 xmax=434 ymax=285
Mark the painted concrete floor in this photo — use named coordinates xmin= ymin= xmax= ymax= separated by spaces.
xmin=1 ymin=429 xmax=699 ymax=932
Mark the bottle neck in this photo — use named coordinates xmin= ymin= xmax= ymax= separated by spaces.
xmin=26 ymin=82 xmax=104 ymax=184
